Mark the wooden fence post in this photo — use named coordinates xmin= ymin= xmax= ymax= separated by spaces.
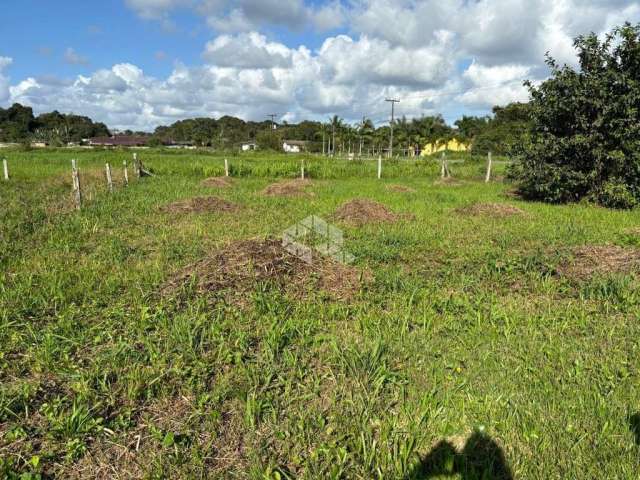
xmin=123 ymin=160 xmax=129 ymax=186
xmin=133 ymin=153 xmax=140 ymax=178
xmin=441 ymin=153 xmax=446 ymax=179
xmin=2 ymin=158 xmax=8 ymax=181
xmin=71 ymin=159 xmax=82 ymax=210
xmin=485 ymin=151 xmax=493 ymax=183
xmin=224 ymin=158 xmax=229 ymax=177
xmin=105 ymin=163 xmax=113 ymax=192
xmin=301 ymin=159 xmax=305 ymax=179
xmin=377 ymin=155 xmax=382 ymax=179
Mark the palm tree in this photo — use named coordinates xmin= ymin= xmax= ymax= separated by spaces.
xmin=328 ymin=115 xmax=344 ymax=156
xmin=358 ymin=117 xmax=375 ymax=156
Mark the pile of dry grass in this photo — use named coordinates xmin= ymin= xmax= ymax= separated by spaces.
xmin=456 ymin=202 xmax=524 ymax=218
xmin=162 ymin=238 xmax=368 ymax=303
xmin=262 ymin=178 xmax=312 ymax=197
xmin=335 ymin=198 xmax=413 ymax=226
xmin=201 ymin=176 xmax=233 ymax=188
xmin=160 ymin=196 xmax=239 ymax=214
xmin=559 ymin=245 xmax=640 ymax=280
xmin=386 ymin=184 xmax=416 ymax=193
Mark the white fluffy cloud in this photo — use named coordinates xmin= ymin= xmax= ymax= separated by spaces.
xmin=4 ymin=0 xmax=640 ymax=130
xmin=203 ymin=32 xmax=292 ymax=68
xmin=456 ymin=62 xmax=531 ymax=107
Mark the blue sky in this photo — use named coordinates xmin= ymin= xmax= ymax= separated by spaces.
xmin=1 ymin=0 xmax=638 ymax=131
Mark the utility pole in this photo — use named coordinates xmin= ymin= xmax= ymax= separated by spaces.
xmin=331 ymin=121 xmax=335 ymax=157
xmin=322 ymin=125 xmax=326 ymax=156
xmin=266 ymin=114 xmax=278 ymax=130
xmin=385 ymin=98 xmax=400 ymax=158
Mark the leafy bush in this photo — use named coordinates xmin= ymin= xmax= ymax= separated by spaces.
xmin=511 ymin=23 xmax=640 ymax=209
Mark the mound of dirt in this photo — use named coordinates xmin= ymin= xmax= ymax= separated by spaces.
xmin=262 ymin=178 xmax=312 ymax=197
xmin=559 ymin=245 xmax=640 ymax=280
xmin=161 ymin=196 xmax=239 ymax=214
xmin=335 ymin=198 xmax=413 ymax=226
xmin=162 ymin=238 xmax=368 ymax=303
xmin=201 ymin=176 xmax=233 ymax=188
xmin=387 ymin=184 xmax=416 ymax=193
xmin=456 ymin=202 xmax=524 ymax=218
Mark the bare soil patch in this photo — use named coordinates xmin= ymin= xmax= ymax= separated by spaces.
xmin=262 ymin=178 xmax=312 ymax=197
xmin=162 ymin=237 xmax=369 ymax=303
xmin=201 ymin=176 xmax=233 ymax=188
xmin=335 ymin=198 xmax=413 ymax=226
xmin=456 ymin=202 xmax=524 ymax=218
xmin=386 ymin=184 xmax=416 ymax=193
xmin=160 ymin=196 xmax=239 ymax=214
xmin=559 ymin=245 xmax=640 ymax=280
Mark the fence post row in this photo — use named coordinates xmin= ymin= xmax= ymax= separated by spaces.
xmin=105 ymin=163 xmax=114 ymax=193
xmin=2 ymin=158 xmax=8 ymax=181
xmin=71 ymin=159 xmax=82 ymax=210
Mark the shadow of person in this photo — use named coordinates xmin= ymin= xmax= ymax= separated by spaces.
xmin=630 ymin=413 xmax=640 ymax=446
xmin=407 ymin=431 xmax=513 ymax=480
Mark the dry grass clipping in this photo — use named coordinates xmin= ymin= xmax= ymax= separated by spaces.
xmin=68 ymin=395 xmax=247 ymax=479
xmin=262 ymin=178 xmax=312 ymax=197
xmin=559 ymin=245 xmax=640 ymax=280
xmin=434 ymin=177 xmax=464 ymax=187
xmin=162 ymin=238 xmax=369 ymax=303
xmin=386 ymin=184 xmax=416 ymax=193
xmin=160 ymin=196 xmax=239 ymax=214
xmin=456 ymin=202 xmax=524 ymax=218
xmin=335 ymin=198 xmax=413 ymax=226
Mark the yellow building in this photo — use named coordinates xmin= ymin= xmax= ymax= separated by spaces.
xmin=421 ymin=138 xmax=469 ymax=156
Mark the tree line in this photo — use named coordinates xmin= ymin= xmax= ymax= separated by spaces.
xmin=0 ymin=101 xmax=531 ymax=155
xmin=0 ymin=104 xmax=110 ymax=145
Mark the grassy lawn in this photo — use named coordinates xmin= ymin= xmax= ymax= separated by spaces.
xmin=1 ymin=149 xmax=640 ymax=479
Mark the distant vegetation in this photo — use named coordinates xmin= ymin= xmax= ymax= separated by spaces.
xmin=0 ymin=101 xmax=531 ymax=155
xmin=511 ymin=23 xmax=640 ymax=209
xmin=0 ymin=103 xmax=109 ymax=145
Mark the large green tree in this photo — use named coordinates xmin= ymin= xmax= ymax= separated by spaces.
xmin=511 ymin=23 xmax=640 ymax=208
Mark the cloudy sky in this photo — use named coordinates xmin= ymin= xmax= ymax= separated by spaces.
xmin=1 ymin=0 xmax=638 ymax=131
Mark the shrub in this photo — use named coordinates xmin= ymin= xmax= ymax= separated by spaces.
xmin=511 ymin=23 xmax=640 ymax=209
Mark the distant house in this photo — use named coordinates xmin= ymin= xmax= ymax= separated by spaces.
xmin=88 ymin=136 xmax=150 ymax=147
xmin=165 ymin=140 xmax=196 ymax=149
xmin=421 ymin=138 xmax=469 ymax=156
xmin=283 ymin=140 xmax=307 ymax=153
xmin=241 ymin=142 xmax=257 ymax=151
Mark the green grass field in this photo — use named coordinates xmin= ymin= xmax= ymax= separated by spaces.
xmin=1 ymin=149 xmax=640 ymax=479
